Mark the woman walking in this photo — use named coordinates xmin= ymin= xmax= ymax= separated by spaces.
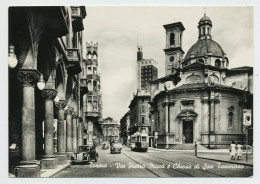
xmin=230 ymin=141 xmax=236 ymax=160
xmin=236 ymin=143 xmax=243 ymax=160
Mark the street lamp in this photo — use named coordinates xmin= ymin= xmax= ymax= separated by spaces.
xmin=37 ymin=74 xmax=45 ymax=90
xmin=8 ymin=45 xmax=18 ymax=69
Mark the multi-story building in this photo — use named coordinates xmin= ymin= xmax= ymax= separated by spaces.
xmin=81 ymin=42 xmax=103 ymax=146
xmin=102 ymin=117 xmax=120 ymax=143
xmin=8 ymin=6 xmax=86 ymax=177
xmin=128 ymin=90 xmax=154 ymax=146
xmin=120 ymin=111 xmax=131 ymax=145
xmin=150 ymin=14 xmax=253 ymax=149
xmin=137 ymin=46 xmax=158 ymax=90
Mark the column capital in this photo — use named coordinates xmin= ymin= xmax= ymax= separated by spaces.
xmin=55 ymin=100 xmax=68 ymax=110
xmin=65 ymin=107 xmax=74 ymax=115
xmin=41 ymin=89 xmax=57 ymax=100
xmin=17 ymin=68 xmax=41 ymax=86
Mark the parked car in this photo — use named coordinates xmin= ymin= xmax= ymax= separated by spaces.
xmin=110 ymin=142 xmax=122 ymax=154
xmin=102 ymin=142 xmax=110 ymax=150
xmin=71 ymin=145 xmax=99 ymax=164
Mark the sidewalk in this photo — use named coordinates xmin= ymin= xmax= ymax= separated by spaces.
xmin=149 ymin=147 xmax=253 ymax=166
xmin=9 ymin=161 xmax=71 ymax=178
xmin=40 ymin=162 xmax=71 ymax=177
xmin=197 ymin=152 xmax=253 ymax=166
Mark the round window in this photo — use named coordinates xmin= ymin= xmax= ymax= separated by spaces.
xmin=170 ymin=56 xmax=175 ymax=62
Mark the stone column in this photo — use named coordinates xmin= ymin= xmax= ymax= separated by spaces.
xmin=78 ymin=119 xmax=83 ymax=146
xmin=15 ymin=69 xmax=41 ymax=177
xmin=72 ymin=113 xmax=78 ymax=152
xmin=65 ymin=107 xmax=74 ymax=158
xmin=41 ymin=89 xmax=58 ymax=169
xmin=55 ymin=100 xmax=68 ymax=164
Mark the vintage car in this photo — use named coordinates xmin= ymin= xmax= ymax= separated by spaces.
xmin=102 ymin=142 xmax=110 ymax=150
xmin=71 ymin=145 xmax=99 ymax=164
xmin=110 ymin=142 xmax=122 ymax=154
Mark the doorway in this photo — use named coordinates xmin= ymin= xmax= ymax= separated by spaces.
xmin=183 ymin=121 xmax=193 ymax=143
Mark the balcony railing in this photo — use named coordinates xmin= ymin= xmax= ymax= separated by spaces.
xmin=86 ymin=74 xmax=100 ymax=81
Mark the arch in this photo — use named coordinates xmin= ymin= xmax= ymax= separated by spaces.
xmin=209 ymin=74 xmax=219 ymax=84
xmin=56 ymin=63 xmax=66 ymax=99
xmin=186 ymin=74 xmax=201 ymax=83
xmin=93 ymin=80 xmax=97 ymax=92
xmin=215 ymin=59 xmax=221 ymax=68
xmin=198 ymin=59 xmax=204 ymax=64
xmin=37 ymin=36 xmax=54 ymax=85
xmin=170 ymin=33 xmax=175 ymax=45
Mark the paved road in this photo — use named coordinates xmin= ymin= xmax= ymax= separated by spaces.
xmin=54 ymin=146 xmax=253 ymax=177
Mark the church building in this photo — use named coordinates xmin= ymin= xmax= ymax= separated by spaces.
xmin=150 ymin=14 xmax=253 ymax=149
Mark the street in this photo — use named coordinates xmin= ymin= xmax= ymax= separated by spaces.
xmin=54 ymin=146 xmax=253 ymax=177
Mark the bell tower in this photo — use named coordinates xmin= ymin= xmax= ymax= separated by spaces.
xmin=163 ymin=22 xmax=185 ymax=75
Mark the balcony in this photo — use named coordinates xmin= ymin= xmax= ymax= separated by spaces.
xmin=80 ymin=79 xmax=88 ymax=95
xmin=71 ymin=6 xmax=86 ymax=32
xmin=71 ymin=6 xmax=86 ymax=19
xmin=85 ymin=112 xmax=101 ymax=118
xmin=86 ymin=74 xmax=100 ymax=81
xmin=66 ymin=48 xmax=81 ymax=74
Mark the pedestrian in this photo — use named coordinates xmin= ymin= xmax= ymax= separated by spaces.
xmin=230 ymin=141 xmax=236 ymax=160
xmin=194 ymin=141 xmax=197 ymax=156
xmin=182 ymin=135 xmax=186 ymax=144
xmin=236 ymin=143 xmax=243 ymax=160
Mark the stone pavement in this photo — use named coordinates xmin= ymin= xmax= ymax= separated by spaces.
xmin=40 ymin=162 xmax=71 ymax=177
xmin=9 ymin=161 xmax=71 ymax=178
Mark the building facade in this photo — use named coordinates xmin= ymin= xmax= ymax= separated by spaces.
xmin=7 ymin=6 xmax=103 ymax=177
xmin=102 ymin=117 xmax=121 ymax=143
xmin=137 ymin=46 xmax=158 ymax=90
xmin=150 ymin=14 xmax=253 ymax=149
xmin=128 ymin=90 xmax=154 ymax=146
xmin=120 ymin=111 xmax=131 ymax=145
xmin=81 ymin=42 xmax=103 ymax=146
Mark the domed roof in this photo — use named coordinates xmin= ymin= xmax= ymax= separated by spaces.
xmin=184 ymin=39 xmax=226 ymax=61
xmin=199 ymin=14 xmax=211 ymax=22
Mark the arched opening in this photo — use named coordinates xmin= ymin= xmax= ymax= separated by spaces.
xmin=215 ymin=59 xmax=221 ymax=68
xmin=56 ymin=64 xmax=65 ymax=99
xmin=87 ymin=96 xmax=92 ymax=111
xmin=170 ymin=33 xmax=175 ymax=45
xmin=87 ymin=80 xmax=92 ymax=91
xmin=198 ymin=59 xmax=204 ymax=64
xmin=93 ymin=80 xmax=97 ymax=92
xmin=93 ymin=67 xmax=97 ymax=75
xmin=202 ymin=27 xmax=205 ymax=35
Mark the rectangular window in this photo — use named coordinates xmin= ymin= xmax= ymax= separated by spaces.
xmin=142 ymin=136 xmax=147 ymax=142
xmin=142 ymin=117 xmax=145 ymax=124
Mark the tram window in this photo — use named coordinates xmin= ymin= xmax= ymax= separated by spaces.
xmin=137 ymin=136 xmax=140 ymax=142
xmin=142 ymin=136 xmax=147 ymax=142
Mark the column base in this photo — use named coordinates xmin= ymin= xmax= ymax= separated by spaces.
xmin=56 ymin=154 xmax=68 ymax=164
xmin=15 ymin=164 xmax=40 ymax=178
xmin=41 ymin=158 xmax=57 ymax=169
xmin=42 ymin=154 xmax=55 ymax=158
xmin=66 ymin=151 xmax=74 ymax=159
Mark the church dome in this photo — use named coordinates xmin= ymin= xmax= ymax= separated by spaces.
xmin=199 ymin=14 xmax=211 ymax=23
xmin=183 ymin=39 xmax=226 ymax=62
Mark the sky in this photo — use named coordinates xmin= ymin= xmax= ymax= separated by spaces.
xmin=82 ymin=6 xmax=253 ymax=121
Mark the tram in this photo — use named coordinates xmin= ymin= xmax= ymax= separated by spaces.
xmin=130 ymin=132 xmax=149 ymax=152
